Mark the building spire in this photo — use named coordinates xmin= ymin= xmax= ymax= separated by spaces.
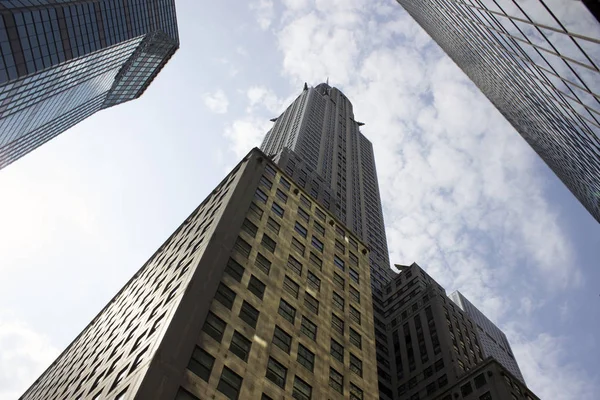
xmin=326 ymin=76 xmax=329 ymax=86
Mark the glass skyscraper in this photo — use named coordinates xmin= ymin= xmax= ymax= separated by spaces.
xmin=395 ymin=0 xmax=600 ymax=223
xmin=0 ymin=0 xmax=179 ymax=169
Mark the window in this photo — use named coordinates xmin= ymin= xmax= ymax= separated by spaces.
xmin=426 ymin=382 xmax=436 ymax=395
xmin=333 ymin=273 xmax=345 ymax=290
xmin=273 ymin=326 xmax=292 ymax=353
xmin=264 ymin=164 xmax=277 ymax=178
xmin=293 ymin=376 xmax=312 ymax=400
xmin=291 ymin=237 xmax=306 ymax=256
xmin=350 ymin=354 xmax=362 ymax=377
xmin=309 ymin=252 xmax=322 ymax=270
xmin=329 ymin=368 xmax=343 ymax=393
xmin=214 ymin=283 xmax=236 ymax=310
xmin=333 ymin=255 xmax=345 ymax=271
xmin=300 ymin=317 xmax=317 ymax=340
xmin=349 ymin=268 xmax=359 ymax=284
xmin=239 ymin=301 xmax=259 ymax=329
xmin=335 ymin=225 xmax=345 ymax=236
xmin=438 ymin=374 xmax=448 ymax=388
xmin=332 ymin=292 xmax=344 ymax=311
xmin=255 ymin=188 xmax=268 ymax=203
xmin=300 ymin=194 xmax=312 ymax=209
xmin=278 ymin=299 xmax=296 ymax=324
xmin=304 ymin=293 xmax=319 ymax=314
xmin=217 ymin=367 xmax=243 ymax=400
xmin=187 ymin=347 xmax=214 ymax=382
xmin=297 ymin=344 xmax=315 ymax=372
xmin=435 ymin=358 xmax=445 ymax=371
xmin=233 ymin=238 xmax=252 ymax=259
xmin=230 ymin=331 xmax=252 ymax=362
xmin=176 ymin=388 xmax=200 ymax=400
xmin=260 ymin=176 xmax=273 ymax=189
xmin=280 ymin=176 xmax=291 ymax=190
xmin=298 ymin=207 xmax=310 ymax=222
xmin=349 ymin=306 xmax=361 ymax=325
xmin=311 ymin=236 xmax=323 ymax=252
xmin=287 ymin=255 xmax=303 ymax=276
xmin=294 ymin=222 xmax=308 ymax=238
xmin=307 ymin=271 xmax=321 ymax=292
xmin=248 ymin=275 xmax=266 ymax=300
xmin=261 ymin=234 xmax=277 ymax=253
xmin=349 ymin=286 xmax=360 ymax=303
xmin=271 ymin=202 xmax=285 ymax=218
xmin=266 ymin=358 xmax=287 ymax=388
xmin=283 ymin=276 xmax=300 ymax=298
xmin=349 ymin=252 xmax=358 ymax=266
xmin=424 ymin=366 xmax=433 ymax=378
xmin=349 ymin=328 xmax=361 ymax=349
xmin=267 ymin=217 xmax=280 ymax=234
xmin=255 ymin=253 xmax=271 ymax=275
xmin=276 ymin=189 xmax=288 ymax=203
xmin=479 ymin=393 xmax=492 ymax=400
xmin=332 ymin=314 xmax=344 ymax=335
xmin=203 ymin=312 xmax=226 ymax=342
xmin=461 ymin=382 xmax=473 ymax=397
xmin=313 ymin=221 xmax=325 ymax=236
xmin=350 ymin=383 xmax=363 ymax=400
xmin=241 ymin=218 xmax=258 ymax=237
xmin=330 ymin=339 xmax=344 ymax=362
xmin=474 ymin=373 xmax=486 ymax=389
xmin=314 ymin=208 xmax=326 ymax=221
xmin=335 ymin=240 xmax=345 ymax=254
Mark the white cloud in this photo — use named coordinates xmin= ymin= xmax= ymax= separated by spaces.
xmin=201 ymin=89 xmax=229 ymax=114
xmin=224 ymin=116 xmax=273 ymax=158
xmin=0 ymin=311 xmax=59 ymax=400
xmin=250 ymin=0 xmax=275 ymax=30
xmin=221 ymin=0 xmax=598 ymax=398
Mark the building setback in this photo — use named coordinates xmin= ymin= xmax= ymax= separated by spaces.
xmin=20 ymin=148 xmax=379 ymax=400
xmin=449 ymin=291 xmax=525 ymax=385
xmin=261 ymin=82 xmax=395 ymax=290
xmin=0 ymin=0 xmax=179 ymax=169
xmin=395 ymin=0 xmax=600 ymax=223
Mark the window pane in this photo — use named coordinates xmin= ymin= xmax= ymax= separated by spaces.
xmin=187 ymin=347 xmax=214 ymax=381
xmin=283 ymin=275 xmax=300 ymax=298
xmin=255 ymin=253 xmax=271 ymax=275
xmin=293 ymin=376 xmax=312 ymax=400
xmin=202 ymin=312 xmax=226 ymax=342
xmin=297 ymin=344 xmax=314 ymax=372
xmin=266 ymin=358 xmax=287 ymax=388
xmin=273 ymin=326 xmax=292 ymax=353
xmin=329 ymin=368 xmax=343 ymax=393
xmin=248 ymin=275 xmax=266 ymax=300
xmin=239 ymin=301 xmax=259 ymax=329
xmin=278 ymin=299 xmax=296 ymax=324
xmin=300 ymin=317 xmax=317 ymax=341
xmin=217 ymin=367 xmax=243 ymax=400
xmin=214 ymin=283 xmax=236 ymax=310
xmin=230 ymin=331 xmax=252 ymax=362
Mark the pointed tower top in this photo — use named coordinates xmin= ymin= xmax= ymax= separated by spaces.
xmin=303 ymin=82 xmax=308 ymax=90
xmin=326 ymin=77 xmax=329 ymax=85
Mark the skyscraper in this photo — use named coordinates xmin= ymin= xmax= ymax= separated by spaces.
xmin=0 ymin=0 xmax=179 ymax=169
xmin=372 ymin=263 xmax=539 ymax=400
xmin=261 ymin=82 xmax=394 ymax=290
xmin=449 ymin=291 xmax=525 ymax=384
xmin=395 ymin=0 xmax=600 ymax=223
xmin=20 ymin=148 xmax=379 ymax=400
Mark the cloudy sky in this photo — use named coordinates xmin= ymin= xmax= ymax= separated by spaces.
xmin=1 ymin=0 xmax=599 ymax=399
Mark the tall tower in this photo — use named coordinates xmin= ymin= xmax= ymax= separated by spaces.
xmin=395 ymin=0 xmax=600 ymax=223
xmin=0 ymin=0 xmax=179 ymax=169
xmin=261 ymin=83 xmax=394 ymax=290
xmin=449 ymin=291 xmax=525 ymax=384
xmin=20 ymin=148 xmax=380 ymax=400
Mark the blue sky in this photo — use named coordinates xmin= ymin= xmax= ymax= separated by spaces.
xmin=0 ymin=0 xmax=599 ymax=399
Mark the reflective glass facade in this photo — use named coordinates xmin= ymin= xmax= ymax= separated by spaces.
xmin=396 ymin=0 xmax=600 ymax=223
xmin=0 ymin=0 xmax=179 ymax=169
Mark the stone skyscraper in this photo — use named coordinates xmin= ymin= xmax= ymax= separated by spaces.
xmin=20 ymin=148 xmax=379 ymax=400
xmin=449 ymin=291 xmax=525 ymax=384
xmin=261 ymin=82 xmax=394 ymax=290
xmin=395 ymin=0 xmax=600 ymax=223
xmin=0 ymin=0 xmax=179 ymax=169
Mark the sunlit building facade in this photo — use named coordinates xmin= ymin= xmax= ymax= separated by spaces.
xmin=396 ymin=0 xmax=600 ymax=223
xmin=0 ymin=0 xmax=179 ymax=169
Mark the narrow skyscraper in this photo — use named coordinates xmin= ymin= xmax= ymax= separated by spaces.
xmin=261 ymin=82 xmax=394 ymax=289
xmin=449 ymin=291 xmax=525 ymax=384
xmin=20 ymin=148 xmax=379 ymax=400
xmin=0 ymin=0 xmax=179 ymax=169
xmin=395 ymin=0 xmax=600 ymax=223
